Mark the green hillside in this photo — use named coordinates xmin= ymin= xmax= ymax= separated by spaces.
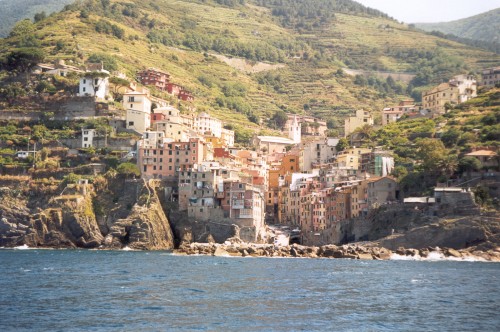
xmin=415 ymin=9 xmax=500 ymax=43
xmin=0 ymin=0 xmax=499 ymax=136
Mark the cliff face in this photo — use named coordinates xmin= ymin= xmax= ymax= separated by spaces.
xmin=0 ymin=176 xmax=174 ymax=250
xmin=338 ymin=204 xmax=499 ymax=251
xmin=375 ymin=215 xmax=500 ymax=251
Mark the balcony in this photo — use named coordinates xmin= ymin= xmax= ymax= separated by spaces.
xmin=238 ymin=209 xmax=253 ymax=218
xmin=232 ymin=199 xmax=244 ymax=209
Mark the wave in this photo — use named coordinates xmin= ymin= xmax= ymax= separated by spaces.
xmin=390 ymin=252 xmax=487 ymax=262
xmin=14 ymin=244 xmax=30 ymax=250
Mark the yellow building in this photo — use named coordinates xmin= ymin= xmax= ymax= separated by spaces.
xmin=336 ymin=148 xmax=371 ymax=170
xmin=344 ymin=110 xmax=374 ymax=137
xmin=422 ymin=75 xmax=477 ymax=114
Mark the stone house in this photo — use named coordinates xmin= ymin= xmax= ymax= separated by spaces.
xmin=480 ymin=67 xmax=500 ymax=87
xmin=365 ymin=176 xmax=397 ymax=208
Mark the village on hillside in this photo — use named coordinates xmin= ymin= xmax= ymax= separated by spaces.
xmin=1 ymin=61 xmax=499 ymax=246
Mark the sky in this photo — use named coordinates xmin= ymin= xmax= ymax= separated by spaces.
xmin=355 ymin=0 xmax=500 ymax=23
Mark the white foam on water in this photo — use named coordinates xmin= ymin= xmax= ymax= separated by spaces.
xmin=390 ymin=253 xmax=421 ymax=261
xmin=121 ymin=246 xmax=137 ymax=251
xmin=391 ymin=251 xmax=488 ymax=262
xmin=14 ymin=244 xmax=30 ymax=250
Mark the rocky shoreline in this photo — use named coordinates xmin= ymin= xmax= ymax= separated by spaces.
xmin=173 ymin=241 xmax=500 ymax=262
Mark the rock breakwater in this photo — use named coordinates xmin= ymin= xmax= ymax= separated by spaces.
xmin=174 ymin=242 xmax=500 ymax=262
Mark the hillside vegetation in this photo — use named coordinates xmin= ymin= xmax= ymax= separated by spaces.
xmin=414 ymin=8 xmax=500 ymax=54
xmin=415 ymin=9 xmax=500 ymax=43
xmin=0 ymin=0 xmax=499 ymax=134
xmin=0 ymin=0 xmax=76 ymax=38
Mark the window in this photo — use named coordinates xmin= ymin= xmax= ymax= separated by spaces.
xmin=94 ymin=79 xmax=99 ymax=85
xmin=83 ymin=87 xmax=86 ymax=92
xmin=128 ymin=96 xmax=135 ymax=102
xmin=128 ymin=121 xmax=134 ymax=126
xmin=143 ymin=165 xmax=147 ymax=172
xmin=130 ymin=104 xmax=133 ymax=108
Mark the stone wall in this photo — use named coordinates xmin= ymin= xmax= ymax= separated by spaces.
xmin=0 ymin=97 xmax=97 ymax=120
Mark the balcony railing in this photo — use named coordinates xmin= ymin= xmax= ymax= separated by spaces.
xmin=238 ymin=209 xmax=253 ymax=218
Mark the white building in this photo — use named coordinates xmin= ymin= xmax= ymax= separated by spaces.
xmin=300 ymin=138 xmax=337 ymax=172
xmin=124 ymin=91 xmax=152 ymax=133
xmin=286 ymin=115 xmax=301 ymax=144
xmin=127 ymin=110 xmax=151 ymax=133
xmin=195 ymin=112 xmax=222 ymax=138
xmin=78 ymin=65 xmax=110 ymax=100
xmin=82 ymin=129 xmax=96 ymax=148
xmin=252 ymin=136 xmax=296 ymax=154
xmin=221 ymin=128 xmax=235 ymax=147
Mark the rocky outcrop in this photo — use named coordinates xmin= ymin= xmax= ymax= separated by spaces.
xmin=0 ymin=176 xmax=174 ymax=250
xmin=104 ymin=194 xmax=174 ymax=250
xmin=374 ymin=215 xmax=500 ymax=251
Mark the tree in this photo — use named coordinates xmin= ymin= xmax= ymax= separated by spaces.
xmin=441 ymin=128 xmax=460 ymax=148
xmin=109 ymin=76 xmax=130 ymax=94
xmin=353 ymin=124 xmax=374 ymax=145
xmin=458 ymin=156 xmax=481 ymax=178
xmin=436 ymin=154 xmax=458 ymax=180
xmin=9 ymin=19 xmax=35 ymax=37
xmin=271 ymin=110 xmax=288 ymax=130
xmin=336 ymin=138 xmax=349 ymax=152
xmin=3 ymin=48 xmax=45 ymax=77
xmin=117 ymin=162 xmax=140 ymax=178
xmin=34 ymin=12 xmax=47 ymax=23
xmin=88 ymin=53 xmax=118 ymax=71
xmin=416 ymin=138 xmax=448 ymax=173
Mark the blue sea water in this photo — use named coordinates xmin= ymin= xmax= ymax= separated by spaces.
xmin=0 ymin=249 xmax=498 ymax=331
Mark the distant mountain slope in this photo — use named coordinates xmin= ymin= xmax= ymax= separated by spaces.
xmin=0 ymin=0 xmax=76 ymax=37
xmin=414 ymin=8 xmax=500 ymax=43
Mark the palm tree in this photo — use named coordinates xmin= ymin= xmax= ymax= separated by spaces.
xmin=352 ymin=124 xmax=374 ymax=147
xmin=436 ymin=154 xmax=458 ymax=180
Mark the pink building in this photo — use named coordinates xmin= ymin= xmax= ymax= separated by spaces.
xmin=138 ymin=137 xmax=207 ymax=179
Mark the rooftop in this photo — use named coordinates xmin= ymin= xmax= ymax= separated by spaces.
xmin=466 ymin=150 xmax=497 ymax=157
xmin=257 ymin=136 xmax=296 ymax=144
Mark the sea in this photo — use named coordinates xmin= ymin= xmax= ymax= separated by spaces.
xmin=0 ymin=249 xmax=498 ymax=332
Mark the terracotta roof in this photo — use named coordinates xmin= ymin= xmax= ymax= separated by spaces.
xmin=466 ymin=150 xmax=497 ymax=157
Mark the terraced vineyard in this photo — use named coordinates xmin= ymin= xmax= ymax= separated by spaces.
xmin=1 ymin=0 xmax=499 ymax=132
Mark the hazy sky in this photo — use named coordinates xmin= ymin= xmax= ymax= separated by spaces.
xmin=355 ymin=0 xmax=500 ymax=23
